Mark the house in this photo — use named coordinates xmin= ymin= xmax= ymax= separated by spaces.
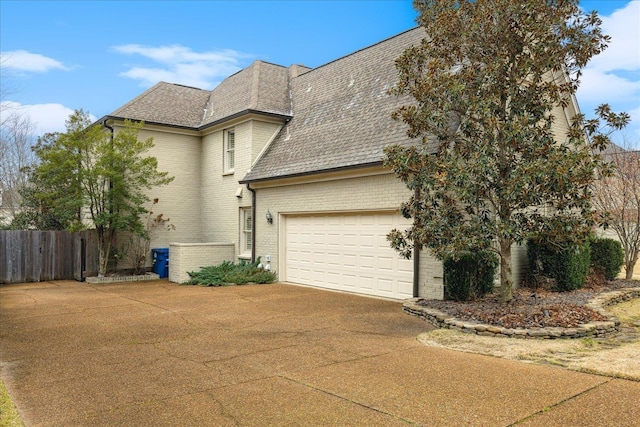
xmin=596 ymin=148 xmax=640 ymax=279
xmin=101 ymin=27 xmax=574 ymax=300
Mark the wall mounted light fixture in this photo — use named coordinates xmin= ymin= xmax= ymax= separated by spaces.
xmin=266 ymin=210 xmax=273 ymax=224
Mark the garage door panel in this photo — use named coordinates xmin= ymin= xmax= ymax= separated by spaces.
xmin=378 ymin=278 xmax=393 ymax=293
xmin=343 ymin=253 xmax=357 ymax=267
xmin=285 ymin=213 xmax=413 ymax=299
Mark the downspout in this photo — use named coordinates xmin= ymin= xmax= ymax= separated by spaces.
xmin=246 ymin=183 xmax=257 ymax=263
xmin=102 ymin=119 xmax=114 ymax=138
xmin=102 ymin=120 xmax=115 ymax=273
xmin=102 ymin=119 xmax=114 ymax=199
xmin=413 ymin=246 xmax=420 ymax=298
xmin=413 ymin=187 xmax=420 ymax=298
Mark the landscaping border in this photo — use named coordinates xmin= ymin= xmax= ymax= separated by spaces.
xmin=86 ymin=272 xmax=160 ymax=284
xmin=403 ymin=287 xmax=640 ymax=339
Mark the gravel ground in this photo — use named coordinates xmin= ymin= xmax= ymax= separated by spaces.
xmin=417 ymin=279 xmax=637 ymax=329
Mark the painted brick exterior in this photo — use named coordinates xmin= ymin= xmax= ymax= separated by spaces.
xmin=169 ymin=242 xmax=235 ymax=283
xmin=111 ymin=121 xmax=280 ymax=271
xmin=200 ymin=120 xmax=282 ymax=254
xmin=115 ymin=125 xmax=203 ymax=250
xmin=251 ymin=170 xmax=445 ymax=299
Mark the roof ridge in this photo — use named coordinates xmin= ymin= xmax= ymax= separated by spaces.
xmin=249 ymin=60 xmax=261 ymax=110
xmin=111 ymin=82 xmax=168 ymax=114
xmin=292 ymin=27 xmax=420 ymax=79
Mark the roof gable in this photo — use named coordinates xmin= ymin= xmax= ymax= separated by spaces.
xmin=242 ymin=28 xmax=427 ymax=182
xmin=201 ymin=61 xmax=292 ymax=127
xmin=110 ymin=82 xmax=210 ymax=128
xmin=108 ymin=61 xmax=294 ymax=130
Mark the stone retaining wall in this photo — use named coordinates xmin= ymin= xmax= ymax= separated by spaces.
xmin=403 ymin=287 xmax=640 ymax=339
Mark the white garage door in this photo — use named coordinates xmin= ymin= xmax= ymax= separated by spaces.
xmin=284 ymin=212 xmax=413 ymax=299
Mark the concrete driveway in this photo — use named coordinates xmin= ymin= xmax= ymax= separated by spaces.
xmin=1 ymin=280 xmax=638 ymax=426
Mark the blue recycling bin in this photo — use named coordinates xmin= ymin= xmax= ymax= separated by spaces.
xmin=152 ymin=248 xmax=169 ymax=278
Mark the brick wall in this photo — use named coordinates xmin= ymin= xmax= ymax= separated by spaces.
xmin=169 ymin=242 xmax=236 ymax=283
xmin=135 ymin=127 xmax=203 ymax=247
xmin=200 ymin=119 xmax=282 ymax=256
xmin=252 ymin=169 xmax=445 ymax=299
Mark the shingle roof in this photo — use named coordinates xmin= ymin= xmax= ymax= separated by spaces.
xmin=201 ymin=61 xmax=292 ymax=127
xmin=108 ymin=28 xmax=430 ymax=182
xmin=241 ymin=27 xmax=427 ymax=183
xmin=108 ymin=61 xmax=293 ymax=129
xmin=110 ymin=83 xmax=211 ymax=128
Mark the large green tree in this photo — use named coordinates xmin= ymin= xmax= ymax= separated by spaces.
xmin=384 ymin=0 xmax=627 ymax=301
xmin=18 ymin=110 xmax=173 ymax=276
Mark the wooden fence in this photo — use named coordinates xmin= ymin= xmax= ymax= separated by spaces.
xmin=0 ymin=230 xmax=99 ymax=284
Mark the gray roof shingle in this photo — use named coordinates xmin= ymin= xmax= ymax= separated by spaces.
xmin=109 ymin=61 xmax=293 ymax=129
xmin=201 ymin=61 xmax=292 ymax=126
xmin=107 ymin=28 xmax=429 ymax=182
xmin=241 ymin=28 xmax=427 ymax=182
xmin=110 ymin=83 xmax=211 ymax=128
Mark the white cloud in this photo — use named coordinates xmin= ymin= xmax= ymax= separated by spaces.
xmin=0 ymin=50 xmax=70 ymax=74
xmin=578 ymin=69 xmax=640 ymax=105
xmin=588 ymin=2 xmax=640 ymax=72
xmin=576 ymin=1 xmax=640 ymax=145
xmin=111 ymin=44 xmax=249 ymax=89
xmin=0 ymin=101 xmax=93 ymax=135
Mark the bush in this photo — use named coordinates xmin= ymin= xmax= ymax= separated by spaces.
xmin=185 ymin=259 xmax=277 ymax=286
xmin=590 ymin=237 xmax=624 ymax=281
xmin=443 ymin=251 xmax=499 ymax=301
xmin=527 ymin=239 xmax=591 ymax=292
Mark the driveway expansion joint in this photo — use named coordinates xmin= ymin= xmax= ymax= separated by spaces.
xmin=507 ymin=378 xmax=613 ymax=426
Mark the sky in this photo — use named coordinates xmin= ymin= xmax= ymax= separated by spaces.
xmin=1 ymin=0 xmax=639 ymax=147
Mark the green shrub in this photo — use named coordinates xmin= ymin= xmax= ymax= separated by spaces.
xmin=185 ymin=259 xmax=277 ymax=286
xmin=527 ymin=239 xmax=591 ymax=292
xmin=590 ymin=237 xmax=624 ymax=281
xmin=443 ymin=251 xmax=498 ymax=301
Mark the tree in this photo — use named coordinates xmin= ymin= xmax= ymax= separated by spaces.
xmin=593 ymin=140 xmax=640 ymax=280
xmin=0 ymin=111 xmax=38 ymax=226
xmin=13 ymin=131 xmax=84 ymax=230
xmin=384 ymin=0 xmax=627 ymax=301
xmin=0 ymin=56 xmax=39 ymax=226
xmin=20 ymin=110 xmax=174 ymax=276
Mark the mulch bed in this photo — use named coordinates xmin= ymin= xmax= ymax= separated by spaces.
xmin=417 ymin=278 xmax=637 ymax=329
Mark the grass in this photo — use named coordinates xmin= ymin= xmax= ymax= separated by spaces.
xmin=0 ymin=378 xmax=23 ymax=427
xmin=184 ymin=259 xmax=277 ymax=286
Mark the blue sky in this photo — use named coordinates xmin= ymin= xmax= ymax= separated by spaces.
xmin=1 ymin=0 xmax=639 ymax=147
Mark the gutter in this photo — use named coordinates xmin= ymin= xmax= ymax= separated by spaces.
xmin=245 ymin=183 xmax=257 ymax=263
xmin=96 ymin=109 xmax=292 ymax=134
xmin=239 ymin=161 xmax=384 ymax=185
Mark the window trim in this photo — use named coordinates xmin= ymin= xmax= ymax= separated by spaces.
xmin=240 ymin=207 xmax=252 ymax=257
xmin=224 ymin=128 xmax=235 ymax=174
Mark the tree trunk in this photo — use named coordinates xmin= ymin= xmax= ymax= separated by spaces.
xmin=499 ymin=238 xmax=513 ymax=302
xmin=97 ymin=228 xmax=112 ymax=277
xmin=98 ymin=245 xmax=108 ymax=277
xmin=625 ymin=250 xmax=638 ymax=280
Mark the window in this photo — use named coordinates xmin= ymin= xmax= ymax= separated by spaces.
xmin=241 ymin=207 xmax=252 ymax=255
xmin=224 ymin=129 xmax=235 ymax=173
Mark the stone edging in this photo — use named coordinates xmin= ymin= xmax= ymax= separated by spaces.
xmin=403 ymin=287 xmax=640 ymax=339
xmin=86 ymin=272 xmax=160 ymax=284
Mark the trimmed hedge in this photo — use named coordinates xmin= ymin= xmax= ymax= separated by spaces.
xmin=443 ymin=251 xmax=498 ymax=301
xmin=527 ymin=239 xmax=591 ymax=292
xmin=590 ymin=237 xmax=624 ymax=281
